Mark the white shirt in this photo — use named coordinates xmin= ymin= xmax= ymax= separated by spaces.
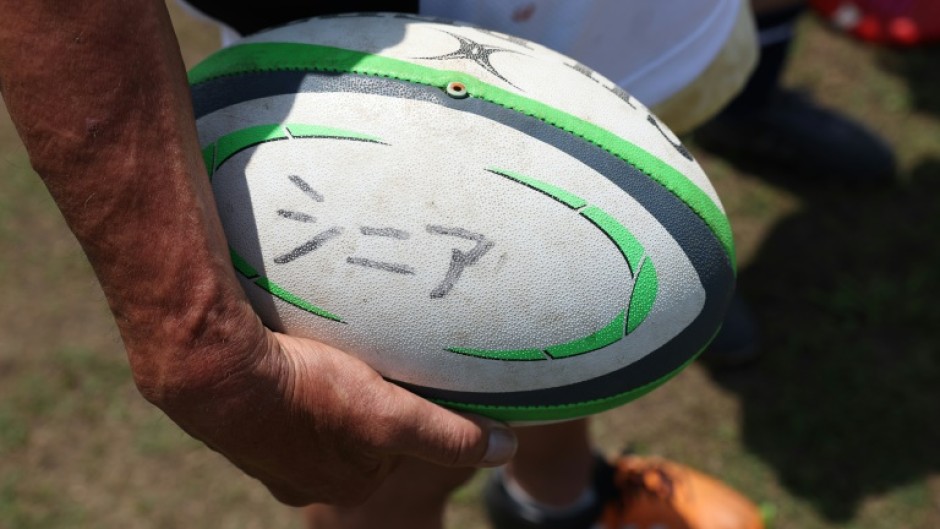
xmin=419 ymin=0 xmax=742 ymax=107
xmin=184 ymin=0 xmax=742 ymax=107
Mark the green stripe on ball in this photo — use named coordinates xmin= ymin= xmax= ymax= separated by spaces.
xmin=189 ymin=42 xmax=735 ymax=265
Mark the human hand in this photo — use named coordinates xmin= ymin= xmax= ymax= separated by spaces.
xmin=138 ymin=320 xmax=517 ymax=507
xmin=0 ymin=0 xmax=515 ymax=508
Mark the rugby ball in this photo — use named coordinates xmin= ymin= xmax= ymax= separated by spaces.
xmin=189 ymin=13 xmax=736 ymax=423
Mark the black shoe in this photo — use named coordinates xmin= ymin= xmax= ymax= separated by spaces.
xmin=703 ymin=294 xmax=761 ymax=367
xmin=695 ymin=90 xmax=897 ymax=185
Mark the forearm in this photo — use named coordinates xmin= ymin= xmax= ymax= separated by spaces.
xmin=1 ymin=5 xmax=514 ymax=506
xmin=0 ymin=1 xmax=261 ymax=397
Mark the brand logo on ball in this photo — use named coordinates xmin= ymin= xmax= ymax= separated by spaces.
xmin=415 ymin=31 xmax=527 ymax=88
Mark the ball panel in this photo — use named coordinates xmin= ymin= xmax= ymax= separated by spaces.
xmin=236 ymin=13 xmax=725 ymax=211
xmin=190 ymin=42 xmax=734 ymax=260
xmin=190 ymin=15 xmax=737 ymax=420
xmin=428 ymin=346 xmax=703 ymax=424
xmin=202 ymin=91 xmax=710 ymax=394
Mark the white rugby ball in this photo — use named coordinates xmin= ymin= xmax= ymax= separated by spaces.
xmin=189 ymin=13 xmax=736 ymax=423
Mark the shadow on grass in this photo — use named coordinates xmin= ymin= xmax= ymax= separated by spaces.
xmin=876 ymin=45 xmax=940 ymax=117
xmin=706 ymin=157 xmax=940 ymax=521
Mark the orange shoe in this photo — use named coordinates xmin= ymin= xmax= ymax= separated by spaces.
xmin=598 ymin=455 xmax=765 ymax=529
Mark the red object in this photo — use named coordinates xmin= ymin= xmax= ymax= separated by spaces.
xmin=811 ymin=0 xmax=940 ymax=45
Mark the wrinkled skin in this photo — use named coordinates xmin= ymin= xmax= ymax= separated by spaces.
xmin=0 ymin=0 xmax=516 ymax=509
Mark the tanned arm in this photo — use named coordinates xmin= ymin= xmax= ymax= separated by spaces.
xmin=0 ymin=0 xmax=514 ymax=506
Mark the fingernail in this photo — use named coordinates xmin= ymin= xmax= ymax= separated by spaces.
xmin=482 ymin=426 xmax=517 ymax=466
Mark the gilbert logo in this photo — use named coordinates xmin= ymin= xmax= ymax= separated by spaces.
xmin=414 ymin=31 xmax=527 ymax=89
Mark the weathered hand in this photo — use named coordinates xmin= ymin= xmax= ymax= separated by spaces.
xmin=142 ymin=322 xmax=516 ymax=507
xmin=0 ymin=0 xmax=517 ymax=508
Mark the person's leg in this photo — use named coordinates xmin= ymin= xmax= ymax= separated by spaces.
xmin=696 ymin=0 xmax=896 ymax=184
xmin=508 ymin=419 xmax=595 ymax=506
xmin=302 ymin=421 xmax=597 ymax=529
xmin=751 ymin=0 xmax=806 ymax=15
xmin=721 ymin=0 xmax=806 ymax=117
xmin=485 ymin=419 xmax=610 ymax=529
xmin=486 ymin=419 xmax=766 ymax=529
xmin=701 ymin=0 xmax=895 ymax=365
xmin=303 ymin=458 xmax=476 ymax=529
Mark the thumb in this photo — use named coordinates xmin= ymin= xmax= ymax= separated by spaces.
xmin=379 ymin=383 xmax=517 ymax=468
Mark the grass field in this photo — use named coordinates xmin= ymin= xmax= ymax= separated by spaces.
xmin=1 ymin=4 xmax=938 ymax=529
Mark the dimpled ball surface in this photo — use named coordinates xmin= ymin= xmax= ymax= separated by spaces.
xmin=188 ymin=13 xmax=735 ymax=422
